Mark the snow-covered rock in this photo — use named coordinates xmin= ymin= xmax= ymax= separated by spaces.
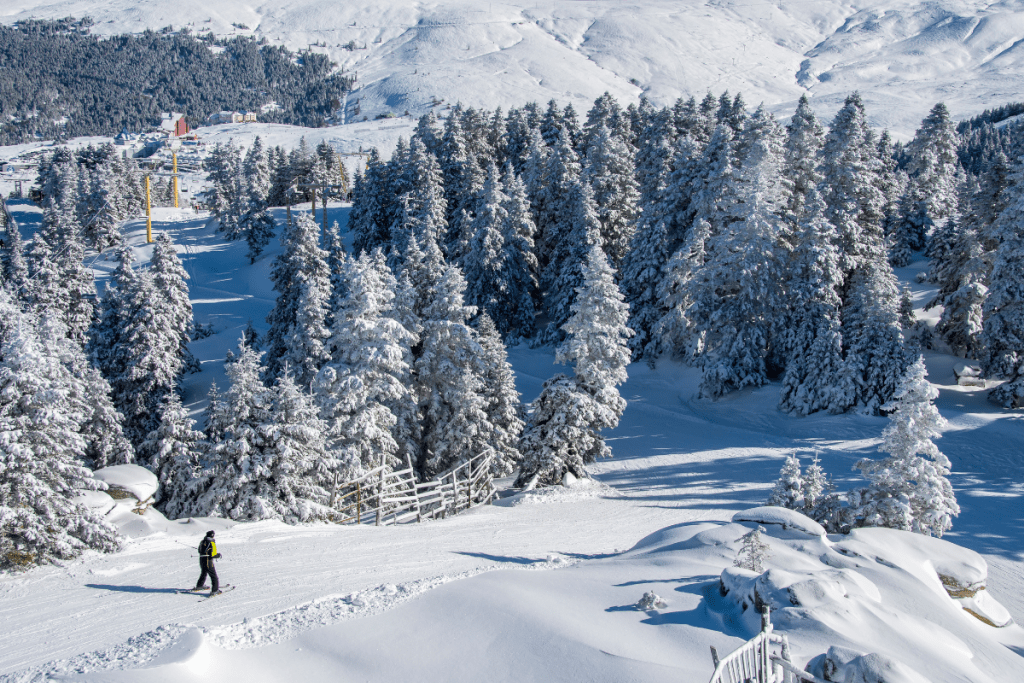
xmin=72 ymin=489 xmax=116 ymax=513
xmin=733 ymin=506 xmax=827 ymax=537
xmin=812 ymin=646 xmax=931 ymax=683
xmin=92 ymin=465 xmax=159 ymax=503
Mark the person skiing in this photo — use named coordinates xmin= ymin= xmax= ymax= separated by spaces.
xmin=195 ymin=530 xmax=223 ymax=594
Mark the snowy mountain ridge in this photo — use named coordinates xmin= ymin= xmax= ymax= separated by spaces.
xmin=5 ymin=0 xmax=1024 ymax=136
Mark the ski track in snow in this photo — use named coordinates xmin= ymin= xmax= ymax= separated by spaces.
xmin=3 ymin=560 xmax=584 ymax=682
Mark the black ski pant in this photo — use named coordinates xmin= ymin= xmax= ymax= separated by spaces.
xmin=195 ymin=557 xmax=219 ymax=592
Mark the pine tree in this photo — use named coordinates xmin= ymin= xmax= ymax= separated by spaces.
xmin=778 ymin=190 xmax=849 ymax=415
xmin=497 ymin=168 xmax=539 ymax=340
xmin=92 ymin=247 xmax=180 ymax=447
xmin=841 ymin=259 xmax=911 ymax=415
xmin=547 ymin=179 xmax=604 ymax=330
xmin=982 ymin=216 xmax=1024 ymax=407
xmin=474 ymin=313 xmax=524 ymax=476
xmin=0 ymin=297 xmax=121 ymax=569
xmin=141 ymin=392 xmax=202 ymax=520
xmin=687 ymin=112 xmax=788 ymax=399
xmin=463 ymin=164 xmax=510 ymax=326
xmin=2 ymin=212 xmax=28 ymax=294
xmin=783 ymin=94 xmax=825 ymax=220
xmin=649 ymin=219 xmax=710 ymax=362
xmin=150 ymin=233 xmax=196 ymax=379
xmin=286 ymin=214 xmax=331 ymax=385
xmin=734 ymin=526 xmax=770 ymax=573
xmin=417 ymin=264 xmax=495 ymax=477
xmin=197 ymin=345 xmax=325 ymax=522
xmin=849 ymin=358 xmax=959 ymax=536
xmin=582 ymin=124 xmax=638 ymax=269
xmin=516 ymin=246 xmax=631 ymax=487
xmin=820 ymin=93 xmax=885 ymax=273
xmin=316 ymin=251 xmax=417 ymax=483
xmin=766 ymin=455 xmax=804 ymax=508
xmin=265 ymin=213 xmax=330 ymax=383
xmin=899 ymin=103 xmax=961 ymax=253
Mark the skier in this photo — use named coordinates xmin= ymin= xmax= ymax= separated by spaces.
xmin=195 ymin=530 xmax=223 ymax=594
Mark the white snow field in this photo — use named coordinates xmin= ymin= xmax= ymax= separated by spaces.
xmin=0 ymin=198 xmax=1023 ymax=682
xmin=5 ymin=0 xmax=1024 ymax=136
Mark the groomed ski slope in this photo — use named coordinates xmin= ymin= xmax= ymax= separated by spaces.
xmin=6 ymin=0 xmax=1024 ymax=136
xmin=0 ymin=200 xmax=1022 ymax=682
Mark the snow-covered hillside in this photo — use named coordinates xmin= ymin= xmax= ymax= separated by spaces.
xmin=4 ymin=1 xmax=1024 ymax=136
xmin=1 ymin=198 xmax=1022 ymax=682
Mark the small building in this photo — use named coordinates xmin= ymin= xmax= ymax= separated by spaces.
xmin=207 ymin=110 xmax=258 ymax=126
xmin=160 ymin=112 xmax=188 ymax=137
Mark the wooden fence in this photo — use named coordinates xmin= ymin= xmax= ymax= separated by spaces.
xmin=708 ymin=607 xmax=829 ymax=683
xmin=330 ymin=449 xmax=496 ymax=526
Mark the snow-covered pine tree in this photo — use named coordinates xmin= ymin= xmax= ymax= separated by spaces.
xmin=546 ymin=179 xmax=605 ymax=331
xmin=197 ymin=344 xmax=324 ymax=522
xmin=40 ymin=203 xmax=96 ymax=344
xmin=898 ymin=103 xmax=961 ymax=253
xmin=316 ymin=250 xmax=417 ymax=484
xmin=876 ymin=131 xmax=910 ymax=266
xmin=687 ymin=111 xmax=788 ymax=399
xmin=778 ymin=189 xmax=849 ymax=415
xmin=649 ymin=218 xmax=710 ymax=362
xmin=417 ymin=264 xmax=495 ymax=477
xmin=264 ymin=212 xmax=329 ymax=383
xmin=982 ymin=214 xmax=1024 ymax=407
xmin=582 ymin=123 xmax=639 ymax=270
xmin=2 ymin=210 xmax=28 ymax=294
xmin=536 ymin=127 xmax=584 ymax=306
xmin=91 ymin=246 xmax=180 ymax=447
xmin=766 ymin=455 xmax=804 ymax=509
xmin=463 ymin=163 xmax=510 ymax=324
xmin=473 ymin=313 xmax=524 ymax=476
xmin=620 ymin=109 xmax=675 ymax=356
xmin=260 ymin=368 xmax=331 ymax=522
xmin=141 ymin=392 xmax=202 ymax=520
xmin=734 ymin=526 xmax=770 ymax=573
xmin=0 ymin=296 xmax=121 ymax=569
xmin=802 ymin=454 xmax=826 ymax=511
xmin=285 ymin=213 xmax=331 ymax=385
xmin=496 ymin=168 xmax=539 ymax=340
xmin=849 ymin=357 xmax=959 ymax=536
xmin=841 ymin=256 xmax=911 ymax=415
xmin=439 ymin=115 xmax=481 ymax=259
xmin=150 ymin=233 xmax=196 ymax=379
xmin=43 ymin=313 xmax=134 ymax=469
xmin=783 ymin=94 xmax=825 ymax=220
xmin=515 ymin=245 xmax=631 ymax=487
xmin=820 ymin=93 xmax=886 ymax=273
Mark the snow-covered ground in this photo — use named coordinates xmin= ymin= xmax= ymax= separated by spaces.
xmin=5 ymin=1 xmax=1024 ymax=136
xmin=0 ymin=198 xmax=1022 ymax=682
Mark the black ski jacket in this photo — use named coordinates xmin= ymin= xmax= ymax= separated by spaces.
xmin=199 ymin=538 xmax=219 ymax=560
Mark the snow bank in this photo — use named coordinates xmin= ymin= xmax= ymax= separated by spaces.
xmin=92 ymin=465 xmax=159 ymax=503
xmin=733 ymin=506 xmax=826 ymax=537
xmin=808 ymin=646 xmax=931 ymax=683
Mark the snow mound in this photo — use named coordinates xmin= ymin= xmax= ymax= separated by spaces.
xmin=733 ymin=506 xmax=826 ymax=537
xmin=508 ymin=477 xmax=614 ymax=506
xmin=811 ymin=646 xmax=931 ymax=683
xmin=72 ymin=490 xmax=116 ymax=513
xmin=635 ymin=591 xmax=668 ymax=611
xmin=92 ymin=465 xmax=159 ymax=503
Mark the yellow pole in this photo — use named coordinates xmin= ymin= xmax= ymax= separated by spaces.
xmin=145 ymin=175 xmax=152 ymax=243
xmin=172 ymin=151 xmax=179 ymax=209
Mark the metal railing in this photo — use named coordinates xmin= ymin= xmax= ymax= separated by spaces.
xmin=329 ymin=450 xmax=496 ymax=526
xmin=709 ymin=607 xmax=829 ymax=683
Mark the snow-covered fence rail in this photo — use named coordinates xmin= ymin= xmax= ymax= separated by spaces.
xmin=330 ymin=450 xmax=495 ymax=527
xmin=708 ymin=607 xmax=828 ymax=683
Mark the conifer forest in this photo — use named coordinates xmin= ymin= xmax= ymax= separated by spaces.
xmin=1 ymin=4 xmax=1024 ymax=681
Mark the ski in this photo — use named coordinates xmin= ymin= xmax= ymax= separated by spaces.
xmin=200 ymin=584 xmax=234 ymax=599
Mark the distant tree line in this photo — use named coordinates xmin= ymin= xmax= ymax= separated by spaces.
xmin=0 ymin=18 xmax=352 ymax=144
